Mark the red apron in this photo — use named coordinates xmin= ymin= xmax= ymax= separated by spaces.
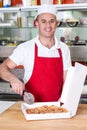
xmin=25 ymin=44 xmax=63 ymax=102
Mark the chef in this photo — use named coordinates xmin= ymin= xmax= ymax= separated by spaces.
xmin=0 ymin=4 xmax=71 ymax=102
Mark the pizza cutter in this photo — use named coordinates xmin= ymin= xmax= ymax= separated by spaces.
xmin=23 ymin=90 xmax=35 ymax=104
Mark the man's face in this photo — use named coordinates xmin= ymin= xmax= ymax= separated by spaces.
xmin=36 ymin=13 xmax=58 ymax=38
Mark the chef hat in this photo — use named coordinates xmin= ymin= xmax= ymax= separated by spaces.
xmin=36 ymin=4 xmax=57 ymax=18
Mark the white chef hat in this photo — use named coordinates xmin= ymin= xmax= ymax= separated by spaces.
xmin=36 ymin=4 xmax=57 ymax=19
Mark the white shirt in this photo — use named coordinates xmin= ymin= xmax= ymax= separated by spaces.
xmin=9 ymin=35 xmax=71 ymax=83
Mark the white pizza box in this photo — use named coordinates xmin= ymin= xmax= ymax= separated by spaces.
xmin=21 ymin=62 xmax=87 ymax=120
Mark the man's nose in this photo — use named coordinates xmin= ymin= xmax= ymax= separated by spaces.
xmin=46 ymin=21 xmax=51 ymax=27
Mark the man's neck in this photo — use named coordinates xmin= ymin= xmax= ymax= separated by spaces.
xmin=39 ymin=36 xmax=55 ymax=49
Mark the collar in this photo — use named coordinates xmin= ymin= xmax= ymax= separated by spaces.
xmin=35 ymin=35 xmax=60 ymax=51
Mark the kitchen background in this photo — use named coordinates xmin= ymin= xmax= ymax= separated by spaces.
xmin=0 ymin=0 xmax=87 ymax=103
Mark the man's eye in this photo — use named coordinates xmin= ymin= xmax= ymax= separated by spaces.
xmin=42 ymin=21 xmax=45 ymax=23
xmin=41 ymin=20 xmax=46 ymax=23
xmin=50 ymin=20 xmax=55 ymax=23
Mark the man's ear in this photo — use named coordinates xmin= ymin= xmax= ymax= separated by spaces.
xmin=34 ymin=19 xmax=38 ymax=27
xmin=56 ymin=20 xmax=59 ymax=26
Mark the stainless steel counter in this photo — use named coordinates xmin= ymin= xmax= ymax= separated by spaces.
xmin=69 ymin=45 xmax=87 ymax=61
xmin=0 ymin=46 xmax=16 ymax=58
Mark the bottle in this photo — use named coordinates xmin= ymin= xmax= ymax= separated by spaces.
xmin=53 ymin=0 xmax=62 ymax=4
xmin=37 ymin=0 xmax=40 ymax=5
xmin=3 ymin=0 xmax=11 ymax=7
xmin=17 ymin=12 xmax=22 ymax=28
xmin=11 ymin=0 xmax=22 ymax=7
xmin=32 ymin=0 xmax=37 ymax=5
xmin=0 ymin=0 xmax=3 ymax=7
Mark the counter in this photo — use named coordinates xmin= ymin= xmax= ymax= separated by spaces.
xmin=0 ymin=102 xmax=87 ymax=130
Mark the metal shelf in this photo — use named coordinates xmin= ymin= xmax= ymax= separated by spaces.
xmin=21 ymin=3 xmax=87 ymax=11
xmin=0 ymin=3 xmax=87 ymax=13
xmin=0 ymin=7 xmax=20 ymax=12
xmin=21 ymin=3 xmax=87 ymax=12
xmin=55 ymin=3 xmax=87 ymax=11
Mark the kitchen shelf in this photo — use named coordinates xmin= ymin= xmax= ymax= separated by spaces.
xmin=58 ymin=25 xmax=87 ymax=28
xmin=0 ymin=24 xmax=87 ymax=28
xmin=20 ymin=3 xmax=87 ymax=11
xmin=0 ymin=7 xmax=20 ymax=12
xmin=55 ymin=3 xmax=87 ymax=11
xmin=0 ymin=3 xmax=87 ymax=13
xmin=0 ymin=26 xmax=36 ymax=29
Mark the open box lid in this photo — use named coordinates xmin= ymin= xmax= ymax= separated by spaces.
xmin=60 ymin=62 xmax=87 ymax=117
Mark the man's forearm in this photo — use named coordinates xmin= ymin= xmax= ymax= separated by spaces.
xmin=0 ymin=63 xmax=17 ymax=83
xmin=0 ymin=63 xmax=25 ymax=95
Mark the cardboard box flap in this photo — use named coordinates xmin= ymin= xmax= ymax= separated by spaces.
xmin=60 ymin=62 xmax=87 ymax=117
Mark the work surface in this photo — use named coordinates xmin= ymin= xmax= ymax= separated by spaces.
xmin=0 ymin=102 xmax=87 ymax=130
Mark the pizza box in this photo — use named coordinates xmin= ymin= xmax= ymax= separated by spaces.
xmin=21 ymin=62 xmax=87 ymax=120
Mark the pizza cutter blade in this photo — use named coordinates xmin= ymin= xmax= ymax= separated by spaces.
xmin=23 ymin=90 xmax=35 ymax=104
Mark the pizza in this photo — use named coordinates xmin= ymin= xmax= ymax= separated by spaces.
xmin=26 ymin=105 xmax=67 ymax=114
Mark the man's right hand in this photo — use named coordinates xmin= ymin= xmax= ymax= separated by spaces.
xmin=10 ymin=78 xmax=25 ymax=95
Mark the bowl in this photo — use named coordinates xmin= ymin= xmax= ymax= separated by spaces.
xmin=67 ymin=21 xmax=79 ymax=27
xmin=66 ymin=18 xmax=79 ymax=27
